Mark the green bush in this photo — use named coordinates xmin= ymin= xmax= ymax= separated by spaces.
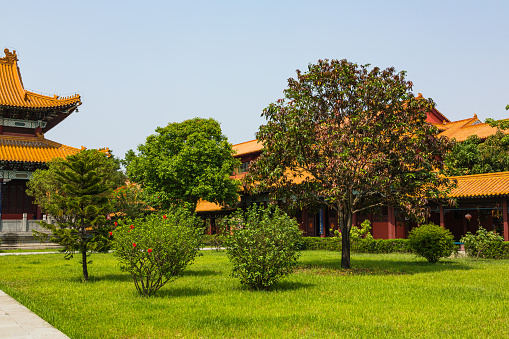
xmin=221 ymin=204 xmax=302 ymax=290
xmin=113 ymin=210 xmax=203 ymax=296
xmin=461 ymin=227 xmax=505 ymax=259
xmin=407 ymin=223 xmax=454 ymax=263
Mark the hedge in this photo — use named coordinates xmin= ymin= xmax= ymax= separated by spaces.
xmin=204 ymin=234 xmax=509 ymax=257
xmin=298 ymin=237 xmax=410 ymax=253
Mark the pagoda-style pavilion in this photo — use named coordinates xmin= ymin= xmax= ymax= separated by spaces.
xmin=0 ymin=49 xmax=81 ymax=222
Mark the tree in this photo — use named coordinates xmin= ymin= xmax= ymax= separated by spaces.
xmin=444 ymin=131 xmax=509 ymax=176
xmin=27 ymin=149 xmax=121 ymax=281
xmin=246 ymin=59 xmax=454 ymax=269
xmin=444 ymin=114 xmax=509 ymax=176
xmin=125 ymin=118 xmax=240 ymax=211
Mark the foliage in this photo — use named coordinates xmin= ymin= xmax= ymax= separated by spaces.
xmin=460 ymin=227 xmax=505 ymax=260
xmin=444 ymin=130 xmax=509 ymax=176
xmin=334 ymin=219 xmax=374 ymax=241
xmin=407 ymin=223 xmax=455 ymax=263
xmin=221 ymin=204 xmax=302 ymax=290
xmin=111 ymin=182 xmax=153 ymax=220
xmin=26 ymin=149 xmax=121 ymax=281
xmin=247 ymin=59 xmax=454 ymax=268
xmin=125 ymin=117 xmax=240 ymax=211
xmin=113 ymin=210 xmax=203 ymax=296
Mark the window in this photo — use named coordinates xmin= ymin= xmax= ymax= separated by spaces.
xmin=239 ymin=161 xmax=250 ymax=173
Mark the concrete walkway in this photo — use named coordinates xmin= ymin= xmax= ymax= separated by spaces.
xmin=0 ymin=290 xmax=69 ymax=339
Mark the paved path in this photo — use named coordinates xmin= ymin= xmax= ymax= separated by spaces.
xmin=0 ymin=290 xmax=69 ymax=339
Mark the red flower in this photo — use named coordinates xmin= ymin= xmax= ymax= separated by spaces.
xmin=130 ymin=225 xmax=134 ymax=229
xmin=114 ymin=221 xmax=118 ymax=226
xmin=109 ymin=231 xmax=113 ymax=237
xmin=148 ymin=248 xmax=153 ymax=253
xmin=133 ymin=243 xmax=137 ymax=247
xmin=163 ymin=215 xmax=167 ymax=219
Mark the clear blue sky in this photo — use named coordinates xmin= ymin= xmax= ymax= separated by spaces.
xmin=2 ymin=0 xmax=508 ymax=158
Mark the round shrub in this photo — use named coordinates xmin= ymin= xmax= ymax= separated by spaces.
xmin=408 ymin=223 xmax=454 ymax=263
xmin=222 ymin=204 xmax=302 ymax=290
xmin=113 ymin=209 xmax=203 ymax=296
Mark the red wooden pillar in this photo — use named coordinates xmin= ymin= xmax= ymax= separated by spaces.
xmin=352 ymin=212 xmax=357 ymax=227
xmin=439 ymin=206 xmax=445 ymax=227
xmin=503 ymin=198 xmax=508 ymax=241
xmin=388 ymin=206 xmax=395 ymax=239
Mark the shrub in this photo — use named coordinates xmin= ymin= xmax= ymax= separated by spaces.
xmin=334 ymin=219 xmax=374 ymax=241
xmin=461 ymin=227 xmax=505 ymax=259
xmin=407 ymin=223 xmax=454 ymax=263
xmin=113 ymin=210 xmax=203 ymax=296
xmin=221 ymin=204 xmax=302 ymax=290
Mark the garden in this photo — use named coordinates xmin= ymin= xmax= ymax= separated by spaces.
xmin=3 ymin=59 xmax=508 ymax=338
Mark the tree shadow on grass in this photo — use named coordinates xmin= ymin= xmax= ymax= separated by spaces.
xmin=79 ymin=273 xmax=133 ymax=283
xmin=181 ymin=268 xmax=220 ymax=277
xmin=230 ymin=280 xmax=315 ymax=292
xmin=297 ymin=256 xmax=473 ymax=276
xmin=154 ymin=286 xmax=210 ymax=298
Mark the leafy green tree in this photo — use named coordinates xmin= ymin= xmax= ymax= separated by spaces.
xmin=27 ymin=149 xmax=121 ymax=281
xmin=444 ymin=131 xmax=509 ymax=176
xmin=125 ymin=118 xmax=240 ymax=211
xmin=112 ymin=182 xmax=153 ymax=220
xmin=247 ymin=59 xmax=454 ymax=269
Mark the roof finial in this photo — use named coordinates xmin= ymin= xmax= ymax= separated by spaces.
xmin=1 ymin=49 xmax=18 ymax=63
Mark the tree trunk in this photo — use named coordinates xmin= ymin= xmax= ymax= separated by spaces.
xmin=82 ymin=246 xmax=88 ymax=281
xmin=338 ymin=206 xmax=353 ymax=269
xmin=80 ymin=219 xmax=88 ymax=282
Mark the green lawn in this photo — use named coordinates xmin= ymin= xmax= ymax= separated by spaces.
xmin=0 ymin=251 xmax=508 ymax=338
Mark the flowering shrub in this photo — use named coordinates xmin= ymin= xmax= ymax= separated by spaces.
xmin=113 ymin=210 xmax=203 ymax=296
xmin=461 ymin=227 xmax=505 ymax=259
xmin=408 ymin=223 xmax=454 ymax=263
xmin=221 ymin=204 xmax=302 ymax=290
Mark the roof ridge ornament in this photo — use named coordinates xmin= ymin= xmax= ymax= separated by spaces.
xmin=0 ymin=49 xmax=18 ymax=65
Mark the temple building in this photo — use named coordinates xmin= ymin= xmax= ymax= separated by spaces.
xmin=0 ymin=49 xmax=81 ymax=223
xmin=197 ymin=106 xmax=509 ymax=241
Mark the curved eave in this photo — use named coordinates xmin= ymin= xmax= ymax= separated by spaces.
xmin=0 ymin=49 xmax=81 ymax=110
xmin=0 ymin=134 xmax=81 ymax=163
xmin=448 ymin=171 xmax=509 ymax=199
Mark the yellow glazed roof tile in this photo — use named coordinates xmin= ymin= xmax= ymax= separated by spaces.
xmin=233 ymin=139 xmax=263 ymax=157
xmin=0 ymin=134 xmax=80 ymax=163
xmin=449 ymin=171 xmax=509 ymax=198
xmin=0 ymin=49 xmax=81 ymax=109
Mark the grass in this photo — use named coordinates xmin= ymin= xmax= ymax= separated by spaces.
xmin=1 ymin=251 xmax=509 ymax=338
xmin=0 ymin=248 xmax=62 ymax=253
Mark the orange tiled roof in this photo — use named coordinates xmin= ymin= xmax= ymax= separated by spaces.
xmin=0 ymin=49 xmax=81 ymax=109
xmin=233 ymin=139 xmax=263 ymax=157
xmin=435 ymin=114 xmax=506 ymax=142
xmin=195 ymin=200 xmax=223 ymax=212
xmin=0 ymin=134 xmax=80 ymax=163
xmin=449 ymin=171 xmax=509 ymax=198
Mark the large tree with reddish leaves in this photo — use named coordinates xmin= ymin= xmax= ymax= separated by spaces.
xmin=246 ymin=59 xmax=454 ymax=269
